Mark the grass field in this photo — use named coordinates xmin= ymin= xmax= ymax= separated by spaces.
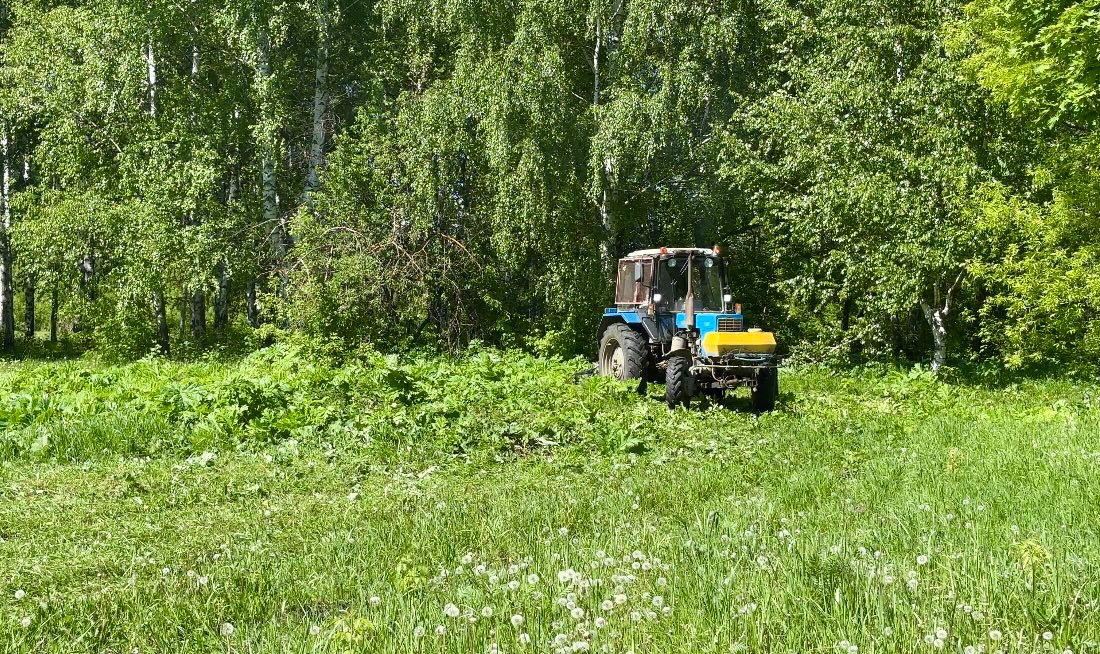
xmin=2 ymin=344 xmax=1099 ymax=653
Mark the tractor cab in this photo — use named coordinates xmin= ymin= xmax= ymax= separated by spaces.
xmin=598 ymin=247 xmax=779 ymax=411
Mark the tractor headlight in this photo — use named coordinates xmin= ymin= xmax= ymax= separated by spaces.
xmin=723 ymin=293 xmax=732 ymax=303
xmin=653 ymin=293 xmax=662 ymax=303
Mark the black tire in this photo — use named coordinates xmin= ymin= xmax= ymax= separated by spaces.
xmin=598 ymin=324 xmax=649 ymax=381
xmin=751 ymin=366 xmax=779 ymax=413
xmin=665 ymin=355 xmax=692 ymax=409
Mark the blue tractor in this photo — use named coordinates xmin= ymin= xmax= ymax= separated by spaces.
xmin=597 ymin=247 xmax=779 ymax=411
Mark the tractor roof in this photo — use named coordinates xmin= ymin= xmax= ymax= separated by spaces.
xmin=625 ymin=247 xmax=716 ymax=258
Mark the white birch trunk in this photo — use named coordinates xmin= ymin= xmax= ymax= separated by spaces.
xmin=256 ymin=27 xmax=285 ymax=275
xmin=303 ymin=1 xmax=330 ymax=207
xmin=0 ymin=124 xmax=14 ymax=350
xmin=920 ymin=273 xmax=963 ymax=373
xmin=146 ymin=39 xmax=157 ymax=117
xmin=593 ymin=0 xmax=626 ymax=273
xmin=921 ymin=301 xmax=948 ymax=372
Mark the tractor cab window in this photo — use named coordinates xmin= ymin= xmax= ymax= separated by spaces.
xmin=656 ymin=256 xmax=725 ymax=312
xmin=614 ymin=258 xmax=653 ymax=306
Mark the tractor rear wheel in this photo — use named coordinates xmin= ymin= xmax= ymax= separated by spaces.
xmin=751 ymin=366 xmax=779 ymax=413
xmin=665 ymin=355 xmax=692 ymax=409
xmin=598 ymin=324 xmax=649 ymax=381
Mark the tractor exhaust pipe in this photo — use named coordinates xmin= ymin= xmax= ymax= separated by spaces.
xmin=685 ymin=253 xmax=695 ymax=330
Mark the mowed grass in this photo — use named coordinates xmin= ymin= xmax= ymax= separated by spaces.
xmin=1 ymin=349 xmax=1099 ymax=653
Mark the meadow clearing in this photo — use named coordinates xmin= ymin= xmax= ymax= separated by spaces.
xmin=1 ymin=343 xmax=1099 ymax=653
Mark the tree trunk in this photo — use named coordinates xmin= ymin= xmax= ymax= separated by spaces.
xmin=49 ymin=285 xmax=58 ymax=343
xmin=303 ymin=1 xmax=330 ymax=208
xmin=921 ymin=302 xmax=948 ymax=373
xmin=214 ymin=259 xmax=230 ymax=330
xmin=256 ymin=26 xmax=287 ymax=299
xmin=246 ymin=280 xmax=260 ymax=328
xmin=920 ymin=300 xmax=949 ymax=373
xmin=593 ymin=0 xmax=626 ymax=273
xmin=24 ymin=276 xmax=34 ymax=338
xmin=0 ymin=124 xmax=14 ymax=352
xmin=190 ymin=287 xmax=206 ymax=341
xmin=145 ymin=38 xmax=157 ymax=117
xmin=920 ymin=272 xmax=963 ymax=373
xmin=154 ymin=291 xmax=170 ymax=355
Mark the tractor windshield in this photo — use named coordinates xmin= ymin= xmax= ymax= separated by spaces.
xmin=657 ymin=255 xmax=725 ymax=312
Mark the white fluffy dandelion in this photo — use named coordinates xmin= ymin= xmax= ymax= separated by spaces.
xmin=14 ymin=589 xmax=25 ymax=600
xmin=369 ymin=596 xmax=381 ymax=607
xmin=20 ymin=616 xmax=31 ymax=629
xmin=481 ymin=606 xmax=494 ymax=618
xmin=444 ymin=603 xmax=461 ymax=618
xmin=601 ymin=600 xmax=614 ymax=611
xmin=570 ymin=607 xmax=585 ymax=620
xmin=309 ymin=625 xmax=321 ymax=636
xmin=1043 ymin=632 xmax=1054 ymax=641
xmin=526 ymin=573 xmax=540 ymax=585
xmin=511 ymin=614 xmax=525 ymax=628
xmin=917 ymin=554 xmax=930 ymax=566
xmin=435 ymin=625 xmax=447 ymax=636
xmin=988 ymin=630 xmax=1002 ymax=641
xmin=413 ymin=626 xmax=425 ymax=638
xmin=219 ymin=623 xmax=235 ymax=637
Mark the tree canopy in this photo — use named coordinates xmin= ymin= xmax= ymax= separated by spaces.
xmin=0 ymin=0 xmax=1096 ymax=372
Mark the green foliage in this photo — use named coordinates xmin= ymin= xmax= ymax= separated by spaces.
xmin=0 ymin=0 xmax=1096 ymax=372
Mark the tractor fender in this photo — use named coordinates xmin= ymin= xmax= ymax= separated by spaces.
xmin=598 ymin=313 xmax=658 ymax=343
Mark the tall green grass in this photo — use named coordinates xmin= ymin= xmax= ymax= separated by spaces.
xmin=1 ymin=346 xmax=1098 ymax=652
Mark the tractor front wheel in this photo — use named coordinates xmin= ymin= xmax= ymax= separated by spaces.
xmin=751 ymin=366 xmax=779 ymax=413
xmin=598 ymin=324 xmax=649 ymax=381
xmin=665 ymin=355 xmax=692 ymax=409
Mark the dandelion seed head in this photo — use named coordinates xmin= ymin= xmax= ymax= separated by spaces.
xmin=219 ymin=623 xmax=235 ymax=638
xmin=14 ymin=589 xmax=25 ymax=600
xmin=1043 ymin=632 xmax=1054 ymax=641
xmin=511 ymin=614 xmax=524 ymax=627
xmin=988 ymin=630 xmax=1002 ymax=641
